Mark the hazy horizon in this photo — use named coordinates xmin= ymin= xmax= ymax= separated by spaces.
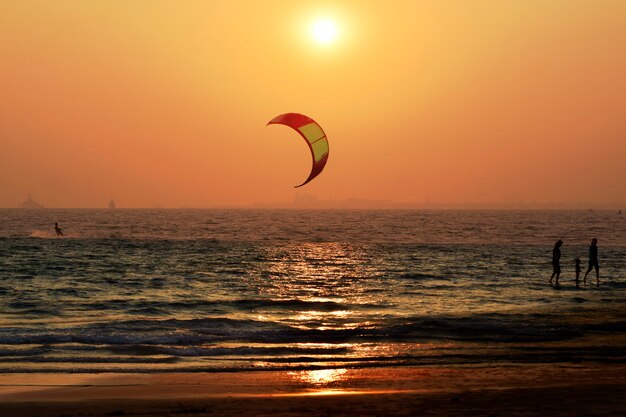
xmin=5 ymin=193 xmax=626 ymax=210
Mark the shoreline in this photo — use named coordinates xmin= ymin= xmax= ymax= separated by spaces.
xmin=1 ymin=364 xmax=625 ymax=416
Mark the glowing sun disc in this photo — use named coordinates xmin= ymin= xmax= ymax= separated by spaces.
xmin=312 ymin=19 xmax=337 ymax=44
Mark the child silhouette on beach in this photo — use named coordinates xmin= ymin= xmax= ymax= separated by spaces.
xmin=54 ymin=222 xmax=64 ymax=237
xmin=574 ymin=258 xmax=581 ymax=288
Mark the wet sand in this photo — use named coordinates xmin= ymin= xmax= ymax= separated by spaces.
xmin=1 ymin=365 xmax=625 ymax=416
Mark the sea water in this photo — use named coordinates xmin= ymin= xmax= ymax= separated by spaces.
xmin=0 ymin=209 xmax=625 ymax=372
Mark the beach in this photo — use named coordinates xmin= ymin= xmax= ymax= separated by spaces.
xmin=1 ymin=365 xmax=625 ymax=416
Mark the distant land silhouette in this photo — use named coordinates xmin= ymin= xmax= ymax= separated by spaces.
xmin=18 ymin=194 xmax=45 ymax=209
xmin=4 ymin=193 xmax=624 ymax=210
xmin=247 ymin=194 xmax=626 ymax=210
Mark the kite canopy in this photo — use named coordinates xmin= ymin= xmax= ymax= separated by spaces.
xmin=267 ymin=113 xmax=329 ymax=188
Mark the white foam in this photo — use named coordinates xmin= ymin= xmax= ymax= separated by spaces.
xmin=30 ymin=230 xmax=56 ymax=238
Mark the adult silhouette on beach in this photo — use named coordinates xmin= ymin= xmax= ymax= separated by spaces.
xmin=549 ymin=240 xmax=563 ymax=286
xmin=54 ymin=222 xmax=64 ymax=237
xmin=583 ymin=238 xmax=600 ymax=287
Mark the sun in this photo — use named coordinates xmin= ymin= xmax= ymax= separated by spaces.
xmin=311 ymin=18 xmax=338 ymax=44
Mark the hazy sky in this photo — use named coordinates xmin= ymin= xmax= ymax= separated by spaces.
xmin=1 ymin=1 xmax=625 ymax=208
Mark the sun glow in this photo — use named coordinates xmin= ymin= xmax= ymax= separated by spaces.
xmin=311 ymin=18 xmax=338 ymax=44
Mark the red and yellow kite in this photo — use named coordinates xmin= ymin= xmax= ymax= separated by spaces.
xmin=267 ymin=113 xmax=329 ymax=188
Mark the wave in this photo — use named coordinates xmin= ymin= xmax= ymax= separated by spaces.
xmin=397 ymin=272 xmax=444 ymax=280
xmin=73 ymin=298 xmax=388 ymax=313
xmin=0 ymin=356 xmax=179 ymax=364
xmin=227 ymin=298 xmax=385 ymax=311
xmin=0 ymin=343 xmax=350 ymax=358
xmin=2 ymin=344 xmax=626 ymax=373
xmin=1 ymin=314 xmax=623 ymax=347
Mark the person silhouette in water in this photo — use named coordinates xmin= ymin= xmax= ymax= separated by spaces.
xmin=574 ymin=258 xmax=581 ymax=288
xmin=54 ymin=222 xmax=64 ymax=237
xmin=583 ymin=238 xmax=599 ymax=287
xmin=549 ymin=240 xmax=563 ymax=286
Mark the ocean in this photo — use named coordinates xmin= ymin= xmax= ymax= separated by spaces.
xmin=1 ymin=209 xmax=625 ymax=373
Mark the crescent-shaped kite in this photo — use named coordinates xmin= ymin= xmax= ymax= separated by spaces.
xmin=267 ymin=113 xmax=329 ymax=188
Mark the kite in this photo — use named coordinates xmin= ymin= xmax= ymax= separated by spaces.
xmin=267 ymin=113 xmax=329 ymax=188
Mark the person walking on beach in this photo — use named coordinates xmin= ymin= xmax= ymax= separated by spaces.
xmin=574 ymin=258 xmax=581 ymax=288
xmin=549 ymin=240 xmax=563 ymax=286
xmin=583 ymin=238 xmax=600 ymax=287
xmin=54 ymin=222 xmax=64 ymax=237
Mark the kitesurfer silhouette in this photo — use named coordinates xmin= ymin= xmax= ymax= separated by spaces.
xmin=54 ymin=222 xmax=64 ymax=237
xmin=583 ymin=238 xmax=599 ymax=287
xmin=549 ymin=240 xmax=563 ymax=286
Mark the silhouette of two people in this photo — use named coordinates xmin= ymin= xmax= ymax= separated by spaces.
xmin=549 ymin=238 xmax=600 ymax=287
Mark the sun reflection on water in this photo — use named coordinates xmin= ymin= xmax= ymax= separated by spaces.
xmin=248 ymin=244 xmax=396 ymax=375
xmin=289 ymin=368 xmax=348 ymax=386
xmin=255 ymin=243 xmax=385 ymax=331
xmin=259 ymin=243 xmax=380 ymax=300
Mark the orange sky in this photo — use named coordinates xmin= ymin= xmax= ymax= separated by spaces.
xmin=1 ymin=1 xmax=625 ymax=208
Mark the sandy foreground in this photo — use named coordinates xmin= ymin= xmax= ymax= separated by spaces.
xmin=0 ymin=365 xmax=625 ymax=416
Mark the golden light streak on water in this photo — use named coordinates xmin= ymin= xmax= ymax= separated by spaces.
xmin=289 ymin=368 xmax=348 ymax=385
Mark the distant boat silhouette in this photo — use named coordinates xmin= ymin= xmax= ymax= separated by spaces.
xmin=19 ymin=194 xmax=45 ymax=209
xmin=108 ymin=199 xmax=116 ymax=209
